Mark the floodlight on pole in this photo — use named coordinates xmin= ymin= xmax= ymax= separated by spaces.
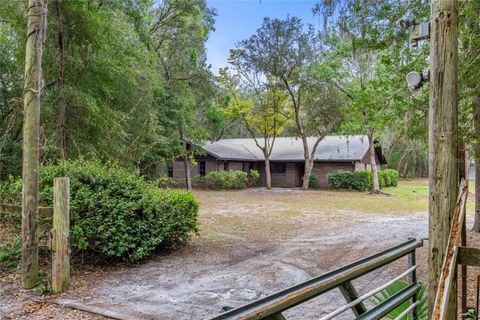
xmin=397 ymin=15 xmax=417 ymax=30
xmin=397 ymin=14 xmax=430 ymax=47
xmin=406 ymin=70 xmax=429 ymax=91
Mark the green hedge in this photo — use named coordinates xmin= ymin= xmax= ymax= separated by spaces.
xmin=379 ymin=169 xmax=399 ymax=187
xmin=328 ymin=169 xmax=398 ymax=191
xmin=194 ymin=170 xmax=259 ymax=189
xmin=351 ymin=170 xmax=373 ymax=191
xmin=0 ymin=160 xmax=199 ymax=262
xmin=327 ymin=170 xmax=353 ymax=189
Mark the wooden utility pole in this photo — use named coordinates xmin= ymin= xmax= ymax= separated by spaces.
xmin=21 ymin=0 xmax=46 ymax=289
xmin=428 ymin=0 xmax=459 ymax=317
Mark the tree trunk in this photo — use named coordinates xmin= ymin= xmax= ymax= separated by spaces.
xmin=265 ymin=156 xmax=271 ymax=189
xmin=302 ymin=158 xmax=314 ymax=190
xmin=55 ymin=0 xmax=67 ymax=162
xmin=183 ymin=144 xmax=192 ymax=191
xmin=428 ymin=0 xmax=459 ymax=317
xmin=472 ymin=96 xmax=480 ymax=232
xmin=396 ymin=151 xmax=408 ymax=176
xmin=22 ymin=0 xmax=46 ymax=289
xmin=368 ymin=133 xmax=380 ymax=194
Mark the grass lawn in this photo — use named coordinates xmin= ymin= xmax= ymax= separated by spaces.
xmin=195 ymin=178 xmax=433 ymax=217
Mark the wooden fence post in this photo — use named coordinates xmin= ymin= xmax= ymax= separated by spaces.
xmin=52 ymin=177 xmax=70 ymax=293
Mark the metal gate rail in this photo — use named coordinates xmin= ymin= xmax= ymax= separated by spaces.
xmin=210 ymin=238 xmax=423 ymax=320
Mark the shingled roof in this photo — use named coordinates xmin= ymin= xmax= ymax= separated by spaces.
xmin=202 ymin=135 xmax=371 ymax=162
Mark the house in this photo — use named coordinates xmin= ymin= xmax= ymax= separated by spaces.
xmin=468 ymin=160 xmax=475 ymax=180
xmin=168 ymin=135 xmax=386 ymax=188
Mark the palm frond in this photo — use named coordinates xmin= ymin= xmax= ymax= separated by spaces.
xmin=370 ymin=280 xmax=427 ymax=320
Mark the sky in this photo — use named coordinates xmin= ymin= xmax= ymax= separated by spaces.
xmin=205 ymin=0 xmax=321 ymax=74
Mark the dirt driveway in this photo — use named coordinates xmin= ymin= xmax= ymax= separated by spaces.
xmin=66 ymin=185 xmax=433 ymax=319
xmin=3 ymin=181 xmax=479 ymax=319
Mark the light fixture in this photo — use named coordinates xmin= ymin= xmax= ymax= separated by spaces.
xmin=406 ymin=70 xmax=429 ymax=91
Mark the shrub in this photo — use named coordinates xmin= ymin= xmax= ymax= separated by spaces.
xmin=351 ymin=170 xmax=372 ymax=191
xmin=155 ymin=176 xmax=184 ymax=189
xmin=0 ymin=160 xmax=199 ymax=262
xmin=378 ymin=170 xmax=387 ymax=188
xmin=328 ymin=170 xmax=354 ymax=189
xmin=382 ymin=169 xmax=399 ymax=187
xmin=247 ymin=169 xmax=260 ymax=187
xmin=309 ymin=173 xmax=319 ymax=188
xmin=328 ymin=169 xmax=399 ymax=191
xmin=377 ymin=169 xmax=399 ymax=188
xmin=201 ymin=170 xmax=249 ymax=189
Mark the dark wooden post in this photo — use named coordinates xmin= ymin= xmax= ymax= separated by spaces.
xmin=21 ymin=0 xmax=47 ymax=289
xmin=52 ymin=177 xmax=70 ymax=293
xmin=427 ymin=0 xmax=459 ymax=317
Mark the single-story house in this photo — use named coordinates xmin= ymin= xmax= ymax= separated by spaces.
xmin=168 ymin=135 xmax=386 ymax=188
xmin=468 ymin=160 xmax=475 ymax=180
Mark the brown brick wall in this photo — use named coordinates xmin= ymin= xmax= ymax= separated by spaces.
xmin=270 ymin=162 xmax=300 ymax=187
xmin=172 ymin=155 xmax=220 ymax=179
xmin=228 ymin=161 xmax=244 ymax=171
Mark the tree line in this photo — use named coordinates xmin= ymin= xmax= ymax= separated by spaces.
xmin=0 ymin=0 xmax=479 ymax=195
xmin=0 ymin=0 xmax=224 ymax=183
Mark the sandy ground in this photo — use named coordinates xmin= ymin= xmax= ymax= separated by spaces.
xmin=2 ymin=182 xmax=480 ymax=319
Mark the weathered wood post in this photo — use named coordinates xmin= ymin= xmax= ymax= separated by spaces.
xmin=459 ymin=139 xmax=467 ymax=313
xmin=21 ymin=0 xmax=47 ymax=289
xmin=52 ymin=177 xmax=70 ymax=293
xmin=428 ymin=0 xmax=459 ymax=317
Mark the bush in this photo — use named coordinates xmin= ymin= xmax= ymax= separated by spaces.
xmin=328 ymin=169 xmax=397 ymax=191
xmin=247 ymin=169 xmax=260 ymax=187
xmin=382 ymin=169 xmax=399 ymax=187
xmin=351 ymin=170 xmax=372 ymax=191
xmin=377 ymin=169 xmax=399 ymax=188
xmin=200 ymin=170 xmax=250 ymax=189
xmin=155 ymin=176 xmax=184 ymax=189
xmin=0 ymin=160 xmax=199 ymax=262
xmin=309 ymin=173 xmax=319 ymax=188
xmin=378 ymin=171 xmax=387 ymax=188
xmin=328 ymin=170 xmax=354 ymax=189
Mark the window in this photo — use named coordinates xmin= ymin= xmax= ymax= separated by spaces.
xmin=242 ymin=162 xmax=247 ymax=172
xmin=249 ymin=162 xmax=255 ymax=171
xmin=199 ymin=161 xmax=206 ymax=176
xmin=167 ymin=164 xmax=174 ymax=178
xmin=223 ymin=162 xmax=229 ymax=171
xmin=271 ymin=163 xmax=286 ymax=174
